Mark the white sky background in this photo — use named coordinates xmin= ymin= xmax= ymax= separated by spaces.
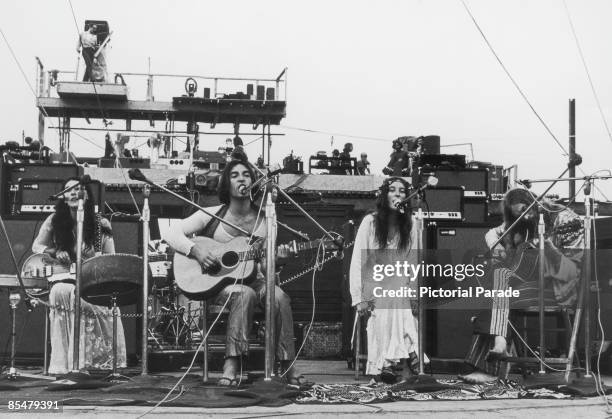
xmin=1 ymin=0 xmax=612 ymax=200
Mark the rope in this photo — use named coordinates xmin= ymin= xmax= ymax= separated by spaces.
xmin=280 ymin=125 xmax=388 ymax=143
xmin=460 ymin=0 xmax=609 ymax=202
xmin=563 ymin=0 xmax=612 ymax=146
xmin=0 ymin=26 xmax=49 ymax=118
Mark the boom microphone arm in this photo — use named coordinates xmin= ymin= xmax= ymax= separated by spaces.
xmin=127 ymin=169 xmax=249 ymax=236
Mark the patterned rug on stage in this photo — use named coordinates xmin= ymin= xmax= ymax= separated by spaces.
xmin=0 ymin=373 xmax=606 ymax=408
xmin=295 ymin=376 xmax=577 ymax=404
xmin=0 ymin=373 xmax=298 ymax=408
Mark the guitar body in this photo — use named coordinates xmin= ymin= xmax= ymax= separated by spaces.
xmin=506 ymin=241 xmax=540 ymax=282
xmin=173 ymin=236 xmax=258 ymax=300
xmin=21 ymin=253 xmax=74 ymax=283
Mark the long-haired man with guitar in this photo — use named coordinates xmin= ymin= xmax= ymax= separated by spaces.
xmin=460 ymin=188 xmax=584 ymax=383
xmin=165 ymin=158 xmax=307 ymax=387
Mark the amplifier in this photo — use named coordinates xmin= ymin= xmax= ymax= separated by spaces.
xmin=1 ymin=163 xmax=82 ymax=216
xmin=419 ymin=154 xmax=466 ymax=169
xmin=468 ymin=162 xmax=506 ymax=194
xmin=420 ymin=167 xmax=488 ymax=194
xmin=413 ymin=211 xmax=462 ymax=221
xmin=8 ymin=178 xmax=103 ymax=216
xmin=410 ymin=187 xmax=464 ymax=220
xmin=98 ymin=157 xmax=151 ymax=169
xmin=420 ymin=135 xmax=441 ymax=155
xmin=4 ymin=162 xmax=81 ymax=183
xmin=103 ymin=183 xmax=192 ymax=216
xmin=463 ymin=199 xmax=488 ymax=223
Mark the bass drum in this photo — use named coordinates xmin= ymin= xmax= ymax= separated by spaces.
xmin=81 ymin=253 xmax=145 ymax=306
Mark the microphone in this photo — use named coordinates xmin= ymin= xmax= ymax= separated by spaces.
xmin=392 ymin=198 xmax=405 ymax=214
xmin=128 ymin=168 xmax=148 ymax=182
xmin=239 ymin=177 xmax=268 ymax=195
xmin=49 ymin=174 xmax=92 ymax=200
xmin=517 ymin=179 xmax=532 ymax=189
xmin=395 ymin=176 xmax=439 ymax=209
xmin=239 ymin=164 xmax=283 ymax=195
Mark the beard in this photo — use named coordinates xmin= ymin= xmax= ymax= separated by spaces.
xmin=506 ymin=215 xmax=537 ymax=246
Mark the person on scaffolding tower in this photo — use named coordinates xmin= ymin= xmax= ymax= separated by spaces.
xmin=76 ymin=24 xmax=98 ymax=82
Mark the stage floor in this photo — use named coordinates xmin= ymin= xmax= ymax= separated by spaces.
xmin=0 ymin=360 xmax=609 ymax=418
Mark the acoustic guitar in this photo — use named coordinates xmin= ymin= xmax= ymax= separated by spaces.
xmin=504 ymin=218 xmax=583 ymax=281
xmin=173 ymin=236 xmax=336 ymax=299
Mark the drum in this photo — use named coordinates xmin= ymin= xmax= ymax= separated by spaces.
xmin=81 ymin=253 xmax=144 ymax=306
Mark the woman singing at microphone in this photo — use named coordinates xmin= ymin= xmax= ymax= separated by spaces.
xmin=32 ymin=177 xmax=127 ymax=375
xmin=350 ymin=177 xmax=428 ymax=383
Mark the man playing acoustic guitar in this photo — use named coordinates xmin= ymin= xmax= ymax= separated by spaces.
xmin=165 ymin=158 xmax=310 ymax=387
xmin=460 ymin=188 xmax=584 ymax=383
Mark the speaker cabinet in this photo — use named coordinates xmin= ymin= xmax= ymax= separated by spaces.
xmin=421 ymin=168 xmax=488 ymax=193
xmin=277 ymin=203 xmax=353 ymax=322
xmin=0 ymin=217 xmax=141 ymax=361
xmin=427 ymin=222 xmax=498 ymax=358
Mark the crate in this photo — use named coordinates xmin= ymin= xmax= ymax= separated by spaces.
xmin=300 ymin=322 xmax=343 ymax=359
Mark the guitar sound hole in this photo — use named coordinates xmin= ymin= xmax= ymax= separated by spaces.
xmin=221 ymin=251 xmax=239 ymax=268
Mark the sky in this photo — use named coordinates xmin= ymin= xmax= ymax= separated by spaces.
xmin=1 ymin=0 xmax=612 ymax=200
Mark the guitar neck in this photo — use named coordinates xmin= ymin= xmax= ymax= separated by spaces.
xmin=239 ymin=239 xmax=326 ymax=261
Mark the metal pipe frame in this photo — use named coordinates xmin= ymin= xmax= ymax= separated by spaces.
xmin=72 ymin=193 xmax=85 ymax=372
xmin=141 ymin=186 xmax=150 ymax=375
xmin=264 ymin=191 xmax=277 ymax=380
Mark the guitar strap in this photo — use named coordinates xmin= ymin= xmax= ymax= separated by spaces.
xmin=199 ymin=205 xmax=229 ymax=238
xmin=95 ymin=213 xmax=102 ymax=253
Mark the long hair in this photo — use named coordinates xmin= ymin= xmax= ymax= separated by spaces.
xmin=51 ymin=178 xmax=109 ymax=259
xmin=502 ymin=188 xmax=559 ymax=247
xmin=372 ymin=177 xmax=413 ymax=250
xmin=217 ymin=159 xmax=258 ymax=205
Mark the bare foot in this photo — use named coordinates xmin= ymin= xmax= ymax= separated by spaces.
xmin=458 ymin=371 xmax=497 ymax=384
xmin=491 ymin=336 xmax=508 ymax=354
xmin=220 ymin=356 xmax=239 ymax=383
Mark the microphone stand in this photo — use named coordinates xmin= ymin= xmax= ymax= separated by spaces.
xmin=248 ymin=164 xmax=338 ymax=244
xmin=49 ymin=182 xmax=81 ymax=201
xmin=264 ymin=187 xmax=277 ymax=381
xmin=141 ymin=185 xmax=150 ymax=375
xmin=276 ymin=221 xmax=310 ymax=241
xmin=246 ymin=164 xmax=344 ymax=381
xmin=415 ymin=207 xmax=426 ymax=375
xmin=72 ymin=190 xmax=85 ymax=372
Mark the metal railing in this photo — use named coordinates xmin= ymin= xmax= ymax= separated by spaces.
xmin=35 ymin=57 xmax=288 ymax=103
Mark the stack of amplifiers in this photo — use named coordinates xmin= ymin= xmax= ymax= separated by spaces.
xmin=420 ymin=167 xmax=488 ymax=223
xmin=1 ymin=163 xmax=82 ymax=217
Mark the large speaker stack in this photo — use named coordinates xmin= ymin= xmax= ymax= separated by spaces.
xmin=0 ymin=161 xmax=144 ymax=362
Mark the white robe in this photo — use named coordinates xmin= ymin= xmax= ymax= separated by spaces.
xmin=349 ymin=213 xmax=427 ymax=375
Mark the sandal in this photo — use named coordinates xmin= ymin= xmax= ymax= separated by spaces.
xmin=380 ymin=367 xmax=397 ymax=384
xmin=408 ymin=353 xmax=430 ymax=375
xmin=286 ymin=375 xmax=314 ymax=389
xmin=217 ymin=376 xmax=239 ymax=387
